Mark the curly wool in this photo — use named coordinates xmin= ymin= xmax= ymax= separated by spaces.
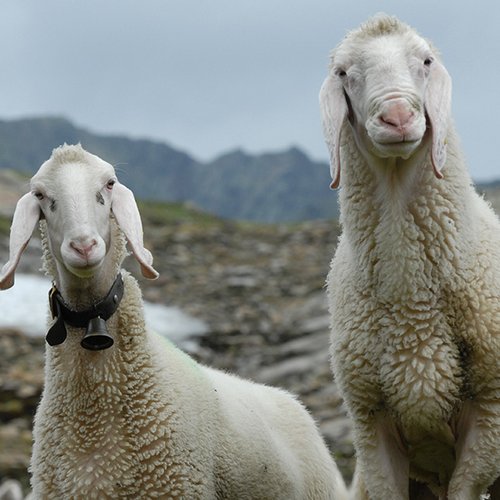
xmin=31 ymin=226 xmax=346 ymax=499
xmin=24 ymin=143 xmax=347 ymax=499
xmin=328 ymin=124 xmax=500 ymax=496
xmin=320 ymin=13 xmax=500 ymax=498
xmin=31 ymin=271 xmax=345 ymax=499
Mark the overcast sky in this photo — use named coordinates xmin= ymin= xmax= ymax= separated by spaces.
xmin=1 ymin=1 xmax=499 ymax=181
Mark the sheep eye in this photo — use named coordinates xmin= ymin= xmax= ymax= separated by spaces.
xmin=34 ymin=191 xmax=44 ymax=201
xmin=106 ymin=179 xmax=116 ymax=190
xmin=424 ymin=57 xmax=433 ymax=66
xmin=336 ymin=69 xmax=347 ymax=78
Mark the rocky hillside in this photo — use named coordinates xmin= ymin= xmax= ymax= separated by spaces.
xmin=0 ymin=170 xmax=27 ymax=218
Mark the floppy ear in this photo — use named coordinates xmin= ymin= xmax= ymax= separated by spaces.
xmin=424 ymin=60 xmax=452 ymax=179
xmin=0 ymin=193 xmax=41 ymax=290
xmin=111 ymin=182 xmax=159 ymax=280
xmin=319 ymin=74 xmax=348 ymax=189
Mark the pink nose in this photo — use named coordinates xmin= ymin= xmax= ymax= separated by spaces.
xmin=70 ymin=240 xmax=97 ymax=259
xmin=379 ymin=101 xmax=414 ymax=129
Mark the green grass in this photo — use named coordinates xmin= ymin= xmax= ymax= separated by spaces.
xmin=0 ymin=215 xmax=10 ymax=236
xmin=137 ymin=199 xmax=333 ymax=233
xmin=137 ymin=200 xmax=222 ymax=228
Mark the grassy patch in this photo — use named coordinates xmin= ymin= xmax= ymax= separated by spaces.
xmin=137 ymin=200 xmax=222 ymax=228
xmin=0 ymin=215 xmax=10 ymax=236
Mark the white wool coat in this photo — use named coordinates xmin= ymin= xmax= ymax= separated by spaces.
xmin=328 ymin=124 xmax=500 ymax=496
xmin=31 ymin=270 xmax=345 ymax=499
xmin=1 ymin=144 xmax=347 ymax=499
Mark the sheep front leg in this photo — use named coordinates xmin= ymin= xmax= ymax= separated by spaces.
xmin=448 ymin=399 xmax=500 ymax=500
xmin=352 ymin=413 xmax=409 ymax=499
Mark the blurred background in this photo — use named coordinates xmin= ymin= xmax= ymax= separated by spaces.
xmin=0 ymin=1 xmax=499 ymax=496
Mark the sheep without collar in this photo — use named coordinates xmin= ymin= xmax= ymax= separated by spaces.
xmin=320 ymin=14 xmax=500 ymax=500
xmin=0 ymin=144 xmax=348 ymax=499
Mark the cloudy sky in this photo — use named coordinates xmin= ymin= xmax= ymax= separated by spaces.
xmin=1 ymin=1 xmax=499 ymax=180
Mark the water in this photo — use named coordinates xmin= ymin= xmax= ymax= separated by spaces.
xmin=0 ymin=274 xmax=208 ymax=352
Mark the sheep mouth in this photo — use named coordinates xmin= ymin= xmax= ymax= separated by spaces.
xmin=366 ymin=103 xmax=427 ymax=149
xmin=376 ymin=136 xmax=421 ymax=146
xmin=64 ymin=260 xmax=104 ymax=278
xmin=370 ymin=138 xmax=424 ymax=160
xmin=61 ymin=240 xmax=107 ymax=276
xmin=367 ymin=120 xmax=425 ymax=158
xmin=368 ymin=123 xmax=425 ymax=146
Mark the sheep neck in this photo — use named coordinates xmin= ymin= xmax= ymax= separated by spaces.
xmin=53 ymin=261 xmax=120 ymax=310
xmin=49 ymin=273 xmax=124 ymax=327
xmin=339 ymin=125 xmax=471 ymax=303
xmin=45 ymin=273 xmax=150 ymax=394
xmin=46 ymin=272 xmax=124 ymax=348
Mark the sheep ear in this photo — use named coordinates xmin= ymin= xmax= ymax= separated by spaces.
xmin=319 ymin=74 xmax=348 ymax=189
xmin=0 ymin=193 xmax=41 ymax=290
xmin=112 ymin=182 xmax=159 ymax=280
xmin=424 ymin=60 xmax=452 ymax=179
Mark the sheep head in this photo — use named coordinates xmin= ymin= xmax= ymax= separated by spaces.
xmin=320 ymin=14 xmax=451 ymax=188
xmin=0 ymin=144 xmax=159 ymax=290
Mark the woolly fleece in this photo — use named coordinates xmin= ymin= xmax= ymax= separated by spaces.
xmin=26 ymin=146 xmax=347 ymax=499
xmin=325 ymin=15 xmax=500 ymax=500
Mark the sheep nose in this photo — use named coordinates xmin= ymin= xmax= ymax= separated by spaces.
xmin=379 ymin=101 xmax=414 ymax=129
xmin=70 ymin=239 xmax=97 ymax=259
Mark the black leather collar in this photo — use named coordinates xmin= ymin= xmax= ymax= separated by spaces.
xmin=46 ymin=273 xmax=124 ymax=349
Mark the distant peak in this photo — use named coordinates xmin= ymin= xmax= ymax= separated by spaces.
xmin=285 ymin=146 xmax=308 ymax=159
xmin=218 ymin=148 xmax=250 ymax=160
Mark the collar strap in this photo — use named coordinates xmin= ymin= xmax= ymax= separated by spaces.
xmin=46 ymin=273 xmax=124 ymax=349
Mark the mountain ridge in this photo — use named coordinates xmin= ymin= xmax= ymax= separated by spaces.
xmin=4 ymin=116 xmax=499 ymax=223
xmin=0 ymin=116 xmax=337 ymax=222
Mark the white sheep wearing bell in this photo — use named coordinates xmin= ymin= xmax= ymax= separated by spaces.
xmin=0 ymin=144 xmax=348 ymax=500
xmin=320 ymin=14 xmax=500 ymax=500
